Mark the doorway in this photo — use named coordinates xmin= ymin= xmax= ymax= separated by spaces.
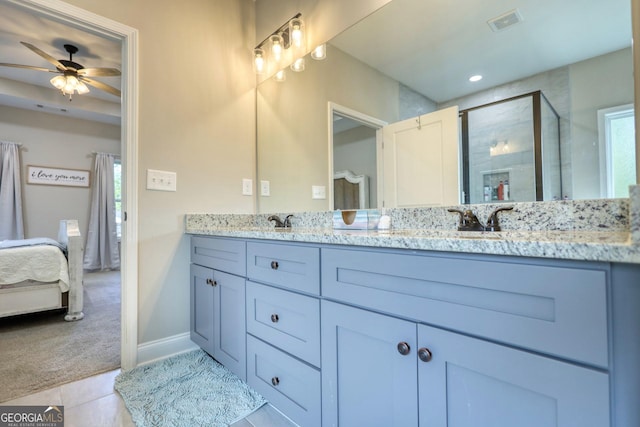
xmin=329 ymin=103 xmax=386 ymax=210
xmin=11 ymin=0 xmax=139 ymax=370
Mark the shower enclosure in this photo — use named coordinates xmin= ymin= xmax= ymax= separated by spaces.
xmin=460 ymin=91 xmax=562 ymax=204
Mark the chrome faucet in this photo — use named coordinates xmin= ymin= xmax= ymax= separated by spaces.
xmin=448 ymin=206 xmax=514 ymax=232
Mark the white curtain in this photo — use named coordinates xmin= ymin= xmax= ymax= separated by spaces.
xmin=84 ymin=153 xmax=120 ymax=270
xmin=0 ymin=142 xmax=24 ymax=240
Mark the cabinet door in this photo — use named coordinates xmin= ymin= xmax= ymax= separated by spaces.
xmin=321 ymin=301 xmax=418 ymax=427
xmin=213 ymin=270 xmax=246 ymax=381
xmin=190 ymin=264 xmax=215 ymax=355
xmin=417 ymin=324 xmax=610 ymax=427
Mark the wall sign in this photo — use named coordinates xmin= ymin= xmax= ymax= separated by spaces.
xmin=27 ymin=165 xmax=90 ymax=188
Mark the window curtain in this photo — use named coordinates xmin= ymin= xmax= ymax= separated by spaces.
xmin=0 ymin=142 xmax=24 ymax=240
xmin=84 ymin=153 xmax=120 ymax=270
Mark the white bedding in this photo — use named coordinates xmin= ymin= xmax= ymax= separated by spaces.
xmin=0 ymin=244 xmax=70 ymax=292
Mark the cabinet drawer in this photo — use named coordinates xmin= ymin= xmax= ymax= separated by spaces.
xmin=322 ymin=248 xmax=609 ymax=368
xmin=246 ymin=281 xmax=320 ymax=366
xmin=247 ymin=335 xmax=321 ymax=427
xmin=247 ymin=242 xmax=320 ymax=295
xmin=191 ymin=236 xmax=245 ymax=276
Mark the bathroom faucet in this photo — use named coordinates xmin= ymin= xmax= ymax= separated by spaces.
xmin=448 ymin=206 xmax=514 ymax=232
xmin=268 ymin=214 xmax=293 ymax=228
xmin=447 ymin=209 xmax=485 ymax=231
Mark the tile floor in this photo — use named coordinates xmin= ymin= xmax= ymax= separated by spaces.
xmin=1 ymin=369 xmax=298 ymax=427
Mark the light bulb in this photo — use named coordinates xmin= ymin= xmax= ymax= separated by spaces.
xmin=290 ymin=57 xmax=305 ymax=72
xmin=270 ymin=34 xmax=283 ymax=62
xmin=311 ymin=44 xmax=326 ymax=60
xmin=289 ymin=18 xmax=304 ymax=49
xmin=275 ymin=69 xmax=286 ymax=82
xmin=254 ymin=48 xmax=265 ymax=74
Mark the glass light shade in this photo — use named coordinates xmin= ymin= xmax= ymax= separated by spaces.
xmin=274 ymin=69 xmax=286 ymax=82
xmin=289 ymin=17 xmax=305 ymax=50
xmin=76 ymin=81 xmax=90 ymax=94
xmin=269 ymin=34 xmax=284 ymax=63
xmin=63 ymin=75 xmax=79 ymax=94
xmin=290 ymin=57 xmax=305 ymax=72
xmin=311 ymin=44 xmax=327 ymax=60
xmin=253 ymin=48 xmax=265 ymax=74
xmin=50 ymin=75 xmax=66 ymax=90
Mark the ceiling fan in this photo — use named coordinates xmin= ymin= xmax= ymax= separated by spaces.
xmin=0 ymin=41 xmax=121 ymax=100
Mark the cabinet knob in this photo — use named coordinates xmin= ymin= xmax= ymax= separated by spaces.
xmin=418 ymin=347 xmax=432 ymax=362
xmin=271 ymin=376 xmax=280 ymax=386
xmin=397 ymin=341 xmax=411 ymax=356
xmin=270 ymin=260 xmax=279 ymax=270
xmin=206 ymin=278 xmax=217 ymax=287
xmin=271 ymin=313 xmax=279 ymax=323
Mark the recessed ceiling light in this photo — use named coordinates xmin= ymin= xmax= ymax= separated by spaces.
xmin=469 ymin=75 xmax=483 ymax=82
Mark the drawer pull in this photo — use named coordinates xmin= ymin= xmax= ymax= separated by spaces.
xmin=418 ymin=347 xmax=432 ymax=362
xmin=206 ymin=278 xmax=217 ymax=287
xmin=397 ymin=341 xmax=411 ymax=356
xmin=270 ymin=260 xmax=279 ymax=270
xmin=271 ymin=313 xmax=279 ymax=323
xmin=271 ymin=376 xmax=280 ymax=386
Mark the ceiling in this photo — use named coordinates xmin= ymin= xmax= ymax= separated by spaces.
xmin=331 ymin=0 xmax=633 ymax=103
xmin=0 ymin=1 xmax=122 ymax=125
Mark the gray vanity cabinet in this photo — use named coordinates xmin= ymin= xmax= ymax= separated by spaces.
xmin=321 ymin=247 xmax=613 ymax=427
xmin=190 ymin=236 xmax=246 ymax=381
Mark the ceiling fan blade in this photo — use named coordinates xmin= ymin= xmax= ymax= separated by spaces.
xmin=0 ymin=63 xmax=57 ymax=73
xmin=77 ymin=67 xmax=121 ymax=77
xmin=81 ymin=77 xmax=121 ymax=97
xmin=20 ymin=41 xmax=67 ymax=70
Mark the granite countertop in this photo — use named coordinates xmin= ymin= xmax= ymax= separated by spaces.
xmin=186 ymin=190 xmax=640 ymax=264
xmin=186 ymin=225 xmax=640 ymax=264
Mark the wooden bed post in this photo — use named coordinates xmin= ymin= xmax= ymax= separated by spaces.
xmin=58 ymin=220 xmax=85 ymax=321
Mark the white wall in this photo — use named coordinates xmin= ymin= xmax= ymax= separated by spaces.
xmin=63 ymin=0 xmax=257 ymax=345
xmin=0 ymin=104 xmax=120 ymax=239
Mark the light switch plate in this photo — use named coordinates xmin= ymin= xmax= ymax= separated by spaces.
xmin=260 ymin=180 xmax=270 ymax=196
xmin=147 ymin=169 xmax=177 ymax=192
xmin=242 ymin=178 xmax=253 ymax=196
xmin=312 ymin=185 xmax=326 ymax=199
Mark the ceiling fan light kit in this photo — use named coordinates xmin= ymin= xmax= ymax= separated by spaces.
xmin=0 ymin=41 xmax=121 ymax=101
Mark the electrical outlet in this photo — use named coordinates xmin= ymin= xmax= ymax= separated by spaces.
xmin=260 ymin=180 xmax=270 ymax=196
xmin=146 ymin=169 xmax=177 ymax=192
xmin=242 ymin=178 xmax=253 ymax=196
xmin=311 ymin=185 xmax=326 ymax=199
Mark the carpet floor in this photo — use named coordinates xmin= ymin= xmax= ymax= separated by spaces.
xmin=115 ymin=349 xmax=267 ymax=427
xmin=0 ymin=270 xmax=121 ymax=403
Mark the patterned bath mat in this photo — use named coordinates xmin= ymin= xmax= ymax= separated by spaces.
xmin=115 ymin=350 xmax=266 ymax=426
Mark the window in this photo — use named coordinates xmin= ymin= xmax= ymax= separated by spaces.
xmin=114 ymin=161 xmax=122 ymax=239
xmin=598 ymin=104 xmax=636 ymax=198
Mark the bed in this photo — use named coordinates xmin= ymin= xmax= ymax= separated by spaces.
xmin=0 ymin=219 xmax=84 ymax=321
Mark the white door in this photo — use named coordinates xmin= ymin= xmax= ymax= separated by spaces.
xmin=382 ymin=106 xmax=460 ymax=207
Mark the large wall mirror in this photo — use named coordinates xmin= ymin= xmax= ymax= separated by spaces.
xmin=257 ymin=0 xmax=635 ymax=213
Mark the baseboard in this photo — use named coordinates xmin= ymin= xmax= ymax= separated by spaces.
xmin=136 ymin=332 xmax=199 ymax=367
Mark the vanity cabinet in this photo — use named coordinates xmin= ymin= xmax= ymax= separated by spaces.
xmin=188 ymin=235 xmax=640 ymax=427
xmin=321 ymin=247 xmax=613 ymax=427
xmin=245 ymin=242 xmax=322 ymax=427
xmin=190 ymin=237 xmax=246 ymax=381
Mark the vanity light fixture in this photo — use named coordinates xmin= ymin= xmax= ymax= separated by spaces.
xmin=254 ymin=13 xmax=306 ymax=76
xmin=469 ymin=75 xmax=483 ymax=82
xmin=311 ymin=44 xmax=327 ymax=60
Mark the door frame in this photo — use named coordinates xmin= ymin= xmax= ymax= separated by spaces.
xmin=11 ymin=0 xmax=139 ymax=370
xmin=327 ymin=102 xmax=387 ymax=210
